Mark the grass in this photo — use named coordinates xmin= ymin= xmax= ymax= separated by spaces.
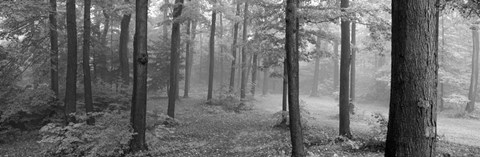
xmin=1 ymin=96 xmax=480 ymax=156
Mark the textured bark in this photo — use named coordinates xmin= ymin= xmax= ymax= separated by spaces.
xmin=286 ymin=0 xmax=305 ymax=156
xmin=83 ymin=0 xmax=94 ymax=125
xmin=311 ymin=36 xmax=321 ymax=97
xmin=229 ymin=1 xmax=240 ymax=93
xmin=385 ymin=0 xmax=438 ymax=156
xmin=207 ymin=6 xmax=216 ymax=100
xmin=467 ymin=27 xmax=479 ymax=113
xmin=65 ymin=0 xmax=77 ymax=124
xmin=339 ymin=0 xmax=351 ymax=138
xmin=119 ymin=0 xmax=131 ymax=85
xmin=350 ymin=20 xmax=356 ymax=101
xmin=130 ymin=0 xmax=149 ymax=152
xmin=49 ymin=0 xmax=59 ymax=96
xmin=168 ymin=0 xmax=184 ymax=117
xmin=251 ymin=54 xmax=258 ymax=96
xmin=333 ymin=40 xmax=339 ymax=91
xmin=240 ymin=1 xmax=249 ymax=99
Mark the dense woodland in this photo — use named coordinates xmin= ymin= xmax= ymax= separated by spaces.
xmin=1 ymin=0 xmax=480 ymax=156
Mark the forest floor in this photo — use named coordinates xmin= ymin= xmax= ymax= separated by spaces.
xmin=1 ymin=94 xmax=480 ymax=157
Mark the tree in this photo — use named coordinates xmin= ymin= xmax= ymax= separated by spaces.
xmin=339 ymin=0 xmax=352 ymax=138
xmin=229 ymin=0 xmax=240 ymax=93
xmin=333 ymin=40 xmax=339 ymax=91
xmin=185 ymin=19 xmax=197 ymax=98
xmin=285 ymin=0 xmax=305 ymax=156
xmin=83 ymin=0 xmax=94 ymax=125
xmin=311 ymin=36 xmax=321 ymax=97
xmin=466 ymin=26 xmax=479 ymax=113
xmin=97 ymin=8 xmax=110 ymax=80
xmin=385 ymin=0 xmax=438 ymax=155
xmin=350 ymin=18 xmax=356 ymax=102
xmin=207 ymin=1 xmax=216 ymax=101
xmin=130 ymin=0 xmax=149 ymax=152
xmin=251 ymin=53 xmax=258 ymax=96
xmin=119 ymin=0 xmax=132 ymax=85
xmin=65 ymin=0 xmax=77 ymax=123
xmin=168 ymin=0 xmax=184 ymax=118
xmin=240 ymin=1 xmax=249 ymax=99
xmin=49 ymin=0 xmax=59 ymax=97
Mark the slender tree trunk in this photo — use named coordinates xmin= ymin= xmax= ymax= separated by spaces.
xmin=184 ymin=20 xmax=192 ymax=98
xmin=251 ymin=53 xmax=258 ymax=96
xmin=49 ymin=0 xmax=59 ymax=97
xmin=219 ymin=13 xmax=224 ymax=86
xmin=282 ymin=62 xmax=288 ymax=122
xmin=229 ymin=1 xmax=240 ymax=93
xmin=467 ymin=27 xmax=479 ymax=113
xmin=350 ymin=19 xmax=356 ymax=102
xmin=65 ymin=0 xmax=77 ymax=124
xmin=262 ymin=63 xmax=268 ymax=95
xmin=168 ymin=0 xmax=184 ymax=118
xmin=119 ymin=0 xmax=131 ymax=85
xmin=339 ymin=0 xmax=352 ymax=138
xmin=130 ymin=0 xmax=149 ymax=152
xmin=97 ymin=9 xmax=110 ymax=81
xmin=207 ymin=3 xmax=217 ymax=100
xmin=184 ymin=20 xmax=196 ymax=97
xmin=385 ymin=0 xmax=438 ymax=155
xmin=333 ymin=40 xmax=339 ymax=91
xmin=286 ymin=0 xmax=305 ymax=156
xmin=240 ymin=1 xmax=249 ymax=99
xmin=83 ymin=0 xmax=94 ymax=125
xmin=311 ymin=36 xmax=321 ymax=97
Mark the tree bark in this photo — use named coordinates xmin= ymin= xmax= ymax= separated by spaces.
xmin=168 ymin=0 xmax=184 ymax=117
xmin=467 ymin=27 xmax=479 ymax=113
xmin=385 ymin=0 xmax=438 ymax=156
xmin=65 ymin=0 xmax=77 ymax=124
xmin=350 ymin=19 xmax=356 ymax=101
xmin=83 ymin=0 xmax=94 ymax=125
xmin=229 ymin=1 xmax=241 ymax=93
xmin=311 ymin=36 xmax=321 ymax=97
xmin=49 ymin=0 xmax=59 ymax=97
xmin=333 ymin=40 xmax=339 ymax=91
xmin=119 ymin=0 xmax=131 ymax=85
xmin=207 ymin=5 xmax=216 ymax=100
xmin=184 ymin=20 xmax=191 ymax=98
xmin=339 ymin=0 xmax=352 ymax=138
xmin=240 ymin=1 xmax=249 ymax=99
xmin=130 ymin=0 xmax=149 ymax=152
xmin=286 ymin=0 xmax=305 ymax=156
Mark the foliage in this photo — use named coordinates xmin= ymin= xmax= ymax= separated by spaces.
xmin=366 ymin=112 xmax=388 ymax=142
xmin=38 ymin=111 xmax=134 ymax=157
xmin=272 ymin=100 xmax=314 ymax=130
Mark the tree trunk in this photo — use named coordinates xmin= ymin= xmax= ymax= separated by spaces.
xmin=285 ymin=0 xmax=305 ymax=156
xmin=184 ymin=20 xmax=191 ymax=98
xmin=130 ymin=0 xmax=149 ymax=152
xmin=439 ymin=14 xmax=445 ymax=111
xmin=229 ymin=1 xmax=240 ymax=93
xmin=97 ymin=10 xmax=110 ymax=81
xmin=339 ymin=0 xmax=352 ymax=138
xmin=83 ymin=0 xmax=94 ymax=125
xmin=385 ymin=0 xmax=438 ymax=156
xmin=185 ymin=20 xmax=196 ymax=97
xmin=219 ymin=13 xmax=225 ymax=86
xmin=350 ymin=19 xmax=356 ymax=102
xmin=467 ymin=27 xmax=479 ymax=113
xmin=262 ymin=63 xmax=268 ymax=95
xmin=65 ymin=0 xmax=77 ymax=124
xmin=119 ymin=0 xmax=131 ymax=85
xmin=49 ymin=0 xmax=59 ymax=97
xmin=168 ymin=0 xmax=184 ymax=118
xmin=333 ymin=40 xmax=339 ymax=91
xmin=311 ymin=36 xmax=321 ymax=97
xmin=282 ymin=61 xmax=288 ymax=122
xmin=240 ymin=1 xmax=249 ymax=99
xmin=251 ymin=53 xmax=258 ymax=96
xmin=207 ymin=4 xmax=216 ymax=101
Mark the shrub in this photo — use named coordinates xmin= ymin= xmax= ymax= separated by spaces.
xmin=38 ymin=111 xmax=134 ymax=157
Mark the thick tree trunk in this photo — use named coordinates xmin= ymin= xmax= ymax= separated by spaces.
xmin=311 ymin=36 xmax=321 ymax=97
xmin=83 ymin=0 xmax=94 ymax=125
xmin=285 ymin=0 xmax=305 ymax=156
xmin=49 ymin=0 xmax=59 ymax=97
xmin=251 ymin=54 xmax=258 ymax=96
xmin=339 ymin=0 xmax=351 ymax=138
xmin=240 ymin=1 xmax=249 ymax=99
xmin=333 ymin=40 xmax=339 ymax=91
xmin=229 ymin=1 xmax=240 ymax=93
xmin=385 ymin=0 xmax=438 ymax=156
xmin=119 ymin=0 xmax=131 ymax=85
xmin=467 ymin=27 xmax=479 ymax=113
xmin=207 ymin=6 xmax=216 ymax=100
xmin=168 ymin=0 xmax=184 ymax=117
xmin=130 ymin=0 xmax=149 ymax=152
xmin=65 ymin=0 xmax=77 ymax=124
xmin=350 ymin=20 xmax=356 ymax=101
